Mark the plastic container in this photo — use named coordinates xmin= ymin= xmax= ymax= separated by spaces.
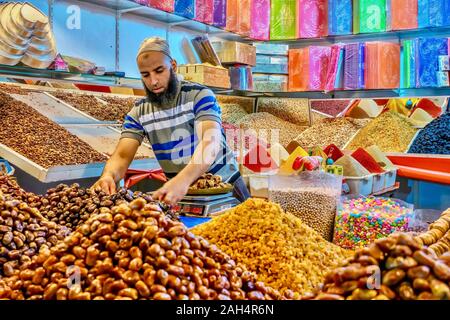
xmin=269 ymin=171 xmax=342 ymax=240
xmin=344 ymin=174 xmax=374 ymax=196
xmin=372 ymin=172 xmax=386 ymax=193
xmin=248 ymin=174 xmax=271 ymax=198
xmin=384 ymin=168 xmax=398 ymax=189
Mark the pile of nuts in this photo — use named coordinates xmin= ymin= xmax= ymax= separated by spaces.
xmin=0 ymin=83 xmax=30 ymax=95
xmin=190 ymin=174 xmax=231 ymax=191
xmin=99 ymin=95 xmax=139 ymax=123
xmin=307 ymin=233 xmax=450 ymax=300
xmin=269 ymin=188 xmax=339 ymax=241
xmin=0 ymin=92 xmax=107 ymax=168
xmin=192 ymin=199 xmax=351 ymax=297
xmin=220 ymin=104 xmax=249 ymax=125
xmin=415 ymin=209 xmax=450 ymax=256
xmin=0 ymin=196 xmax=70 ymax=277
xmin=52 ymin=92 xmax=133 ymax=123
xmin=0 ymin=199 xmax=284 ymax=300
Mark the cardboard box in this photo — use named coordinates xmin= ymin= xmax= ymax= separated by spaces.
xmin=212 ymin=41 xmax=256 ymax=66
xmin=178 ymin=64 xmax=231 ymax=89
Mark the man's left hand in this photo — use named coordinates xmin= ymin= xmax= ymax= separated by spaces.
xmin=152 ymin=177 xmax=190 ymax=206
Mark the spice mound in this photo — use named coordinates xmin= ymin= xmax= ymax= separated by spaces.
xmin=192 ymin=198 xmax=351 ymax=297
xmin=346 ymin=111 xmax=418 ymax=152
xmin=0 ymin=199 xmax=284 ymax=300
xmin=309 ymin=233 xmax=450 ymax=300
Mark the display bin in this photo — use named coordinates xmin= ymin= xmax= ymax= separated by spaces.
xmin=384 ymin=168 xmax=398 ymax=189
xmin=345 ymin=174 xmax=374 ymax=196
xmin=372 ymin=172 xmax=386 ymax=193
xmin=178 ymin=64 xmax=231 ymax=89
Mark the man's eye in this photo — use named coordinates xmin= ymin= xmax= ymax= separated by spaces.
xmin=142 ymin=73 xmax=149 ymax=78
xmin=156 ymin=69 xmax=163 ymax=74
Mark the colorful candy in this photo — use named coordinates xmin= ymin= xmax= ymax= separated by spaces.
xmin=333 ymin=196 xmax=413 ymax=249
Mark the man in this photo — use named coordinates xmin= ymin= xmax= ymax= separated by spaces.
xmin=93 ymin=37 xmax=250 ymax=205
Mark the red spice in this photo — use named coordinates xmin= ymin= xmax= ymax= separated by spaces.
xmin=351 ymin=147 xmax=385 ymax=173
xmin=324 ymin=144 xmax=344 ymax=162
xmin=412 ymin=98 xmax=442 ymax=118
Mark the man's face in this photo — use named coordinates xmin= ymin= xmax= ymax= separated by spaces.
xmin=137 ymin=51 xmax=176 ymax=95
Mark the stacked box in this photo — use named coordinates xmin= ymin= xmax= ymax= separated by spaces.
xmin=174 ymin=0 xmax=195 ymax=19
xmin=270 ymin=0 xmax=297 ymax=40
xmin=389 ymin=0 xmax=418 ymax=30
xmin=212 ymin=41 xmax=256 ymax=66
xmin=344 ymin=43 xmax=365 ymax=89
xmin=418 ymin=0 xmax=450 ymax=28
xmin=298 ymin=0 xmax=328 ymax=38
xmin=328 ymin=0 xmax=353 ymax=35
xmin=148 ymin=0 xmax=175 ymax=12
xmin=417 ymin=38 xmax=448 ymax=87
xmin=353 ymin=0 xmax=387 ymax=33
xmin=364 ymin=42 xmax=400 ymax=89
xmin=178 ymin=64 xmax=231 ymax=88
xmin=250 ymin=0 xmax=270 ymax=40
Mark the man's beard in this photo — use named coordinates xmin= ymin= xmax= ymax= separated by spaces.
xmin=145 ymin=70 xmax=179 ymax=107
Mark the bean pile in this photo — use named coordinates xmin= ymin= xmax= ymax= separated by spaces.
xmin=294 ymin=118 xmax=371 ymax=150
xmin=258 ymin=98 xmax=310 ymax=126
xmin=0 ymin=92 xmax=107 ymax=168
xmin=192 ymin=199 xmax=351 ymax=297
xmin=415 ymin=209 xmax=450 ymax=256
xmin=308 ymin=233 xmax=450 ymax=300
xmin=216 ymin=96 xmax=254 ymax=114
xmin=311 ymin=100 xmax=351 ymax=117
xmin=0 ymin=196 xmax=70 ymax=277
xmin=0 ymin=199 xmax=285 ymax=300
xmin=236 ymin=112 xmax=308 ymax=147
xmin=220 ymin=104 xmax=249 ymax=125
xmin=270 ymin=189 xmax=338 ymax=241
xmin=0 ymin=83 xmax=30 ymax=95
xmin=52 ymin=92 xmax=133 ymax=123
xmin=408 ymin=112 xmax=450 ymax=155
xmin=346 ymin=111 xmax=418 ymax=152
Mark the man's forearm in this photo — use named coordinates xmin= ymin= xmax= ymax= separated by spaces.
xmin=101 ymin=158 xmax=129 ymax=183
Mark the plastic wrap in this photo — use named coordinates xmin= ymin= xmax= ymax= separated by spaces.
xmin=269 ymin=171 xmax=343 ymax=241
xmin=353 ymin=0 xmax=387 ymax=33
xmin=237 ymin=0 xmax=251 ymax=36
xmin=418 ymin=0 xmax=450 ymax=28
xmin=333 ymin=196 xmax=414 ymax=249
xmin=148 ymin=0 xmax=174 ymax=12
xmin=174 ymin=0 xmax=195 ymax=18
xmin=328 ymin=0 xmax=352 ymax=35
xmin=325 ymin=44 xmax=344 ymax=91
xmin=250 ymin=0 xmax=270 ymax=40
xmin=195 ymin=0 xmax=214 ymax=23
xmin=365 ymin=42 xmax=400 ymax=89
xmin=213 ymin=0 xmax=227 ymax=27
xmin=390 ymin=0 xmax=418 ymax=30
xmin=309 ymin=46 xmax=332 ymax=90
xmin=230 ymin=66 xmax=254 ymax=90
xmin=298 ymin=0 xmax=328 ymax=38
xmin=417 ymin=37 xmax=449 ymax=88
xmin=270 ymin=0 xmax=298 ymax=40
xmin=225 ymin=0 xmax=238 ymax=31
xmin=344 ymin=43 xmax=359 ymax=89
xmin=288 ymin=48 xmax=309 ymax=91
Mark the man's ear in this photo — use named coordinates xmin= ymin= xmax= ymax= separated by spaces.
xmin=171 ymin=59 xmax=177 ymax=72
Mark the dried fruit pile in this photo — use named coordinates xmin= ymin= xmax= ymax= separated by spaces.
xmin=0 ymin=92 xmax=107 ymax=168
xmin=308 ymin=233 xmax=450 ymax=300
xmin=192 ymin=199 xmax=351 ymax=297
xmin=0 ymin=199 xmax=285 ymax=300
xmin=415 ymin=209 xmax=450 ymax=256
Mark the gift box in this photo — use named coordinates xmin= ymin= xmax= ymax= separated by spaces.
xmin=178 ymin=64 xmax=231 ymax=88
xmin=365 ymin=42 xmax=400 ymax=89
xmin=148 ymin=0 xmax=175 ymax=12
xmin=417 ymin=38 xmax=448 ymax=87
xmin=309 ymin=46 xmax=332 ymax=90
xmin=238 ymin=0 xmax=251 ymax=36
xmin=212 ymin=41 xmax=256 ymax=66
xmin=439 ymin=55 xmax=450 ymax=71
xmin=288 ymin=48 xmax=310 ymax=91
xmin=389 ymin=0 xmax=418 ymax=30
xmin=270 ymin=0 xmax=298 ymax=40
xmin=418 ymin=0 xmax=450 ymax=28
xmin=213 ymin=0 xmax=227 ymax=27
xmin=225 ymin=0 xmax=238 ymax=31
xmin=353 ymin=0 xmax=387 ymax=33
xmin=344 ymin=43 xmax=364 ymax=90
xmin=195 ymin=0 xmax=214 ymax=23
xmin=230 ymin=66 xmax=254 ymax=90
xmin=253 ymin=74 xmax=288 ymax=92
xmin=328 ymin=0 xmax=353 ymax=35
xmin=298 ymin=0 xmax=328 ymax=38
xmin=325 ymin=44 xmax=345 ymax=91
xmin=251 ymin=0 xmax=270 ymax=40
xmin=174 ymin=0 xmax=195 ymax=19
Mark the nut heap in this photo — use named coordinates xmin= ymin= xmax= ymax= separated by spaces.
xmin=308 ymin=233 xmax=450 ymax=300
xmin=190 ymin=174 xmax=232 ymax=190
xmin=0 ymin=197 xmax=70 ymax=277
xmin=0 ymin=92 xmax=107 ymax=168
xmin=415 ymin=209 xmax=450 ymax=256
xmin=0 ymin=199 xmax=284 ymax=300
xmin=193 ymin=199 xmax=351 ymax=297
xmin=0 ymin=83 xmax=30 ymax=95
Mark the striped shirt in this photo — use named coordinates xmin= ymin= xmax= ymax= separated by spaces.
xmin=121 ymin=80 xmax=239 ymax=182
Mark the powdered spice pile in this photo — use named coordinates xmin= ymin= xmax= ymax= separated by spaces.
xmin=192 ymin=199 xmax=351 ymax=297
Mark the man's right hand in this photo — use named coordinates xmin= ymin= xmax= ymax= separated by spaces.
xmin=92 ymin=175 xmax=117 ymax=195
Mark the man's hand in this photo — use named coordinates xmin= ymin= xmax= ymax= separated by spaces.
xmin=152 ymin=177 xmax=190 ymax=206
xmin=92 ymin=175 xmax=117 ymax=195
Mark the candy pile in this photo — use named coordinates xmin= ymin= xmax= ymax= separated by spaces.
xmin=333 ymin=197 xmax=414 ymax=249
xmin=308 ymin=233 xmax=450 ymax=300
